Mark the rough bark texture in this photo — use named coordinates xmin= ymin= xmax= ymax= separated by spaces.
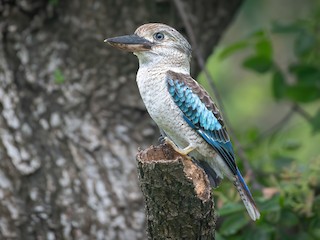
xmin=137 ymin=143 xmax=215 ymax=240
xmin=0 ymin=0 xmax=242 ymax=239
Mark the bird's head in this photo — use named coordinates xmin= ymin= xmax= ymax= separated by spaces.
xmin=105 ymin=23 xmax=192 ymax=70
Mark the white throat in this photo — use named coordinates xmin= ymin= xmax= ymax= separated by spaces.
xmin=134 ymin=50 xmax=190 ymax=75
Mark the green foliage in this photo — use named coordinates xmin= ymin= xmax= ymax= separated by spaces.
xmin=272 ymin=70 xmax=286 ymax=99
xmin=215 ymin=158 xmax=320 ymax=240
xmin=242 ymin=36 xmax=273 ymax=73
xmin=54 ymin=69 xmax=65 ymax=84
xmin=219 ymin=212 xmax=250 ymax=236
xmin=219 ymin=17 xmax=320 ymax=104
xmin=311 ymin=109 xmax=320 ymax=133
xmin=219 ymin=41 xmax=249 ymax=60
xmin=49 ymin=0 xmax=59 ymax=6
xmin=213 ymin=4 xmax=320 ymax=240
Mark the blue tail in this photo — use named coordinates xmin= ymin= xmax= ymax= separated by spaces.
xmin=234 ymin=169 xmax=260 ymax=221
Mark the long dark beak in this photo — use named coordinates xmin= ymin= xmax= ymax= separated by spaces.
xmin=104 ymin=34 xmax=153 ymax=52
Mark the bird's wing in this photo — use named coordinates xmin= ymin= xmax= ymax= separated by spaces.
xmin=166 ymin=70 xmax=237 ymax=175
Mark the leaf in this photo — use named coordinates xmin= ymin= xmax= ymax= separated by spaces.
xmin=259 ymin=195 xmax=281 ymax=212
xmin=276 ymin=229 xmax=305 ymax=240
xmin=310 ymin=217 xmax=320 ymax=238
xmin=219 ymin=202 xmax=244 ymax=216
xmin=243 ymin=55 xmax=273 ymax=73
xmin=272 ymin=70 xmax=286 ymax=100
xmin=285 ymin=85 xmax=320 ymax=103
xmin=255 ymin=38 xmax=272 ymax=59
xmin=272 ymin=154 xmax=295 ymax=169
xmin=271 ymin=22 xmax=303 ymax=33
xmin=294 ymin=31 xmax=315 ymax=57
xmin=282 ymin=139 xmax=301 ymax=151
xmin=286 ymin=64 xmax=320 ymax=102
xmin=49 ymin=0 xmax=59 ymax=6
xmin=289 ymin=64 xmax=320 ymax=84
xmin=215 ymin=231 xmax=227 ymax=240
xmin=310 ymin=109 xmax=320 ymax=134
xmin=247 ymin=29 xmax=266 ymax=38
xmin=243 ymin=225 xmax=274 ymax=240
xmin=219 ymin=41 xmax=249 ymax=60
xmin=219 ymin=213 xmax=250 ymax=236
xmin=289 ymin=64 xmax=318 ymax=74
xmin=295 ymin=232 xmax=314 ymax=240
xmin=245 ymin=127 xmax=260 ymax=142
xmin=54 ymin=69 xmax=65 ymax=84
xmin=280 ymin=210 xmax=299 ymax=227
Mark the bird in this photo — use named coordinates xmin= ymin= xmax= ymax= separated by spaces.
xmin=105 ymin=23 xmax=260 ymax=221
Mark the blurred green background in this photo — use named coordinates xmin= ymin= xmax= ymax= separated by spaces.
xmin=197 ymin=0 xmax=320 ymax=239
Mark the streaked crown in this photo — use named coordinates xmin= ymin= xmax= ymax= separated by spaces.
xmin=135 ymin=23 xmax=192 ymax=59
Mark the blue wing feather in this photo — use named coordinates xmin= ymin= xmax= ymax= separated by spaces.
xmin=183 ymin=115 xmax=237 ymax=175
xmin=166 ymin=71 xmax=260 ymax=220
xmin=166 ymin=71 xmax=237 ymax=175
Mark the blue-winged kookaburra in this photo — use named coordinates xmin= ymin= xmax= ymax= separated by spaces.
xmin=105 ymin=23 xmax=260 ymax=221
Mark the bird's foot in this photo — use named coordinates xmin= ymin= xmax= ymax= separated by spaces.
xmin=164 ymin=137 xmax=195 ymax=156
xmin=158 ymin=135 xmax=166 ymax=144
xmin=158 ymin=128 xmax=167 ymax=144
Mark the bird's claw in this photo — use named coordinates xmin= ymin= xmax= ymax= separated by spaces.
xmin=158 ymin=135 xmax=166 ymax=144
xmin=164 ymin=137 xmax=195 ymax=156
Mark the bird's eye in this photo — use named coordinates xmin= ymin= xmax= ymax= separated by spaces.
xmin=154 ymin=32 xmax=165 ymax=41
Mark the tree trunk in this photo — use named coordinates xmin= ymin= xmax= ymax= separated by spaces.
xmin=137 ymin=143 xmax=215 ymax=239
xmin=0 ymin=0 xmax=242 ymax=239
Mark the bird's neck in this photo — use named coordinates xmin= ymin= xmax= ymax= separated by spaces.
xmin=136 ymin=58 xmax=187 ymax=103
xmin=135 ymin=54 xmax=190 ymax=106
xmin=140 ymin=63 xmax=190 ymax=76
xmin=136 ymin=53 xmax=190 ymax=75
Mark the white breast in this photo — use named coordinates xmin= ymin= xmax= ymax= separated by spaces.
xmin=136 ymin=67 xmax=180 ymax=131
xmin=136 ymin=66 xmax=200 ymax=150
xmin=136 ymin=65 xmax=233 ymax=180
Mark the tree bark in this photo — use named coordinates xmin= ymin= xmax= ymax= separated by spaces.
xmin=137 ymin=143 xmax=215 ymax=240
xmin=0 ymin=0 xmax=242 ymax=239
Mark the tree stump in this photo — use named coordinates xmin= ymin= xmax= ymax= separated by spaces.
xmin=137 ymin=143 xmax=216 ymax=240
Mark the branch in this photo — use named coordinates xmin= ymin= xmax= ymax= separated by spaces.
xmin=136 ymin=143 xmax=216 ymax=240
xmin=254 ymin=103 xmax=312 ymax=143
xmin=173 ymin=0 xmax=225 ymax=114
xmin=256 ymin=105 xmax=296 ymax=142
xmin=293 ymin=103 xmax=313 ymax=123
